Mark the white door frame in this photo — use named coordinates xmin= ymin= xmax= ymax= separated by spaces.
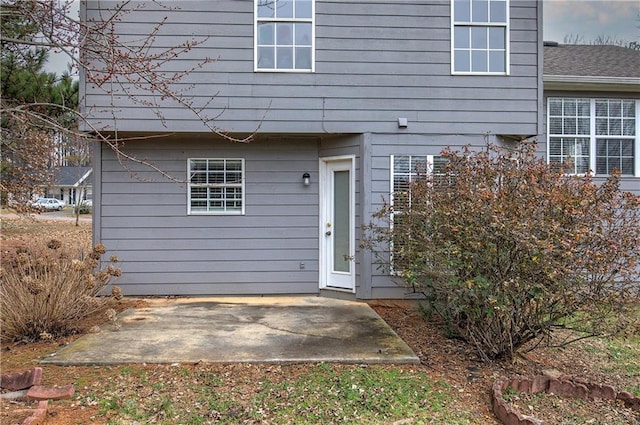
xmin=319 ymin=155 xmax=356 ymax=292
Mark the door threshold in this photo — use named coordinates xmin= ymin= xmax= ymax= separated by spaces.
xmin=319 ymin=289 xmax=357 ymax=301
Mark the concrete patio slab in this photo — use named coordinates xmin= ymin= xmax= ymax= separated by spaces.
xmin=41 ymin=297 xmax=419 ymax=365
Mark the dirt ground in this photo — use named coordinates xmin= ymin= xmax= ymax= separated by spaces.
xmin=1 ymin=299 xmax=638 ymax=424
xmin=1 ymin=216 xmax=638 ymax=424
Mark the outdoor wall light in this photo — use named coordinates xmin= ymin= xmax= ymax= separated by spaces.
xmin=302 ymin=172 xmax=310 ymax=186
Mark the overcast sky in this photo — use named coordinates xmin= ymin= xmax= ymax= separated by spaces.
xmin=45 ymin=0 xmax=640 ymax=75
xmin=543 ymin=0 xmax=639 ymax=44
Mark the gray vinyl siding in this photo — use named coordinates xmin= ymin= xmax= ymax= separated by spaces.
xmin=96 ymin=137 xmax=321 ymax=296
xmin=84 ymin=0 xmax=543 ymax=298
xmin=81 ymin=0 xmax=541 ymax=137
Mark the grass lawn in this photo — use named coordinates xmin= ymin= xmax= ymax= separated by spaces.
xmin=1 ymin=215 xmax=638 ymax=424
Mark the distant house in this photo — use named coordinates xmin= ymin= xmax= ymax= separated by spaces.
xmin=45 ymin=166 xmax=93 ymax=206
xmin=543 ymin=43 xmax=640 ymax=194
xmin=81 ymin=0 xmax=543 ymax=298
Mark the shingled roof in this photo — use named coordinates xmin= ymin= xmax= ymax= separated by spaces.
xmin=544 ymin=43 xmax=640 ymax=79
xmin=52 ymin=166 xmax=92 ymax=187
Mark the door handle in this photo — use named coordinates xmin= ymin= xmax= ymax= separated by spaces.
xmin=325 ymin=231 xmax=332 ymax=236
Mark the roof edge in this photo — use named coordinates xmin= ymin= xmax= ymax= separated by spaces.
xmin=544 ymin=75 xmax=640 ymax=92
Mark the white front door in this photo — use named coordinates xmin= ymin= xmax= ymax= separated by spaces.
xmin=320 ymin=156 xmax=355 ymax=292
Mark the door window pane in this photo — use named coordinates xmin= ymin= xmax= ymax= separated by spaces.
xmin=333 ymin=170 xmax=350 ymax=273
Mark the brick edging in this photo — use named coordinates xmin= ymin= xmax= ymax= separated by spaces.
xmin=492 ymin=375 xmax=640 ymax=425
xmin=1 ymin=368 xmax=76 ymax=425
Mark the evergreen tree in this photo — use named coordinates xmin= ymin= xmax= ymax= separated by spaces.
xmin=1 ymin=1 xmax=85 ymax=207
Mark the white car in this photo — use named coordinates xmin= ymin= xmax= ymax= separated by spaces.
xmin=31 ymin=198 xmax=65 ymax=211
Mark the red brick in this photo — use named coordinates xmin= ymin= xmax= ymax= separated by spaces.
xmin=23 ymin=400 xmax=48 ymax=425
xmin=26 ymin=384 xmax=75 ymax=401
xmin=505 ymin=410 xmax=520 ymax=425
xmin=573 ymin=382 xmax=588 ymax=398
xmin=494 ymin=378 xmax=508 ymax=392
xmin=520 ymin=414 xmax=543 ymax=425
xmin=624 ymin=397 xmax=640 ymax=411
xmin=0 ymin=368 xmax=43 ymax=391
xmin=515 ymin=379 xmax=532 ymax=394
xmin=617 ymin=391 xmax=633 ymax=402
xmin=508 ymin=378 xmax=520 ymax=391
xmin=495 ymin=402 xmax=509 ymax=424
xmin=600 ymin=384 xmax=616 ymax=400
xmin=530 ymin=376 xmax=549 ymax=394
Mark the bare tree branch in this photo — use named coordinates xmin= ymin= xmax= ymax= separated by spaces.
xmin=2 ymin=0 xmax=266 ymax=206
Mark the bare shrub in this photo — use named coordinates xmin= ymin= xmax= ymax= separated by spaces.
xmin=0 ymin=240 xmax=121 ymax=342
xmin=364 ymin=143 xmax=640 ymax=360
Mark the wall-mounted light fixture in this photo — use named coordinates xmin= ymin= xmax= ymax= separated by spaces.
xmin=302 ymin=172 xmax=310 ymax=186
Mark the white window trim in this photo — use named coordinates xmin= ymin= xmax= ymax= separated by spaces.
xmin=187 ymin=158 xmax=246 ymax=215
xmin=546 ymin=98 xmax=640 ymax=178
xmin=254 ymin=0 xmax=315 ymax=73
xmin=451 ymin=0 xmax=510 ymax=76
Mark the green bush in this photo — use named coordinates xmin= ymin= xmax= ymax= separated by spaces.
xmin=0 ymin=241 xmax=121 ymax=342
xmin=74 ymin=201 xmax=92 ymax=214
xmin=364 ymin=143 xmax=640 ymax=360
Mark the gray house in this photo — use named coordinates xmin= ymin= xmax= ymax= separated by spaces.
xmin=82 ymin=0 xmax=543 ymax=298
xmin=543 ymin=43 xmax=640 ymax=195
xmin=45 ymin=166 xmax=93 ymax=206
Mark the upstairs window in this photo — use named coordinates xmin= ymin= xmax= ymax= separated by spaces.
xmin=548 ymin=98 xmax=638 ymax=176
xmin=255 ymin=0 xmax=314 ymax=71
xmin=452 ymin=0 xmax=509 ymax=74
xmin=188 ymin=159 xmax=245 ymax=215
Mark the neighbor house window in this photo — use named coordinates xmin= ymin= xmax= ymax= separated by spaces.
xmin=548 ymin=98 xmax=638 ymax=176
xmin=390 ymin=155 xmax=447 ymax=272
xmin=255 ymin=0 xmax=314 ymax=71
xmin=452 ymin=0 xmax=509 ymax=74
xmin=188 ymin=159 xmax=245 ymax=215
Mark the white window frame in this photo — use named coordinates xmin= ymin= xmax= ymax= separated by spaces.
xmin=389 ymin=155 xmax=445 ymax=274
xmin=547 ymin=98 xmax=640 ymax=177
xmin=451 ymin=0 xmax=510 ymax=75
xmin=187 ymin=158 xmax=246 ymax=215
xmin=254 ymin=0 xmax=315 ymax=72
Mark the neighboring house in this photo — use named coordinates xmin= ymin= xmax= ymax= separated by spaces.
xmin=44 ymin=166 xmax=93 ymax=206
xmin=543 ymin=43 xmax=640 ymax=195
xmin=81 ymin=0 xmax=543 ymax=298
